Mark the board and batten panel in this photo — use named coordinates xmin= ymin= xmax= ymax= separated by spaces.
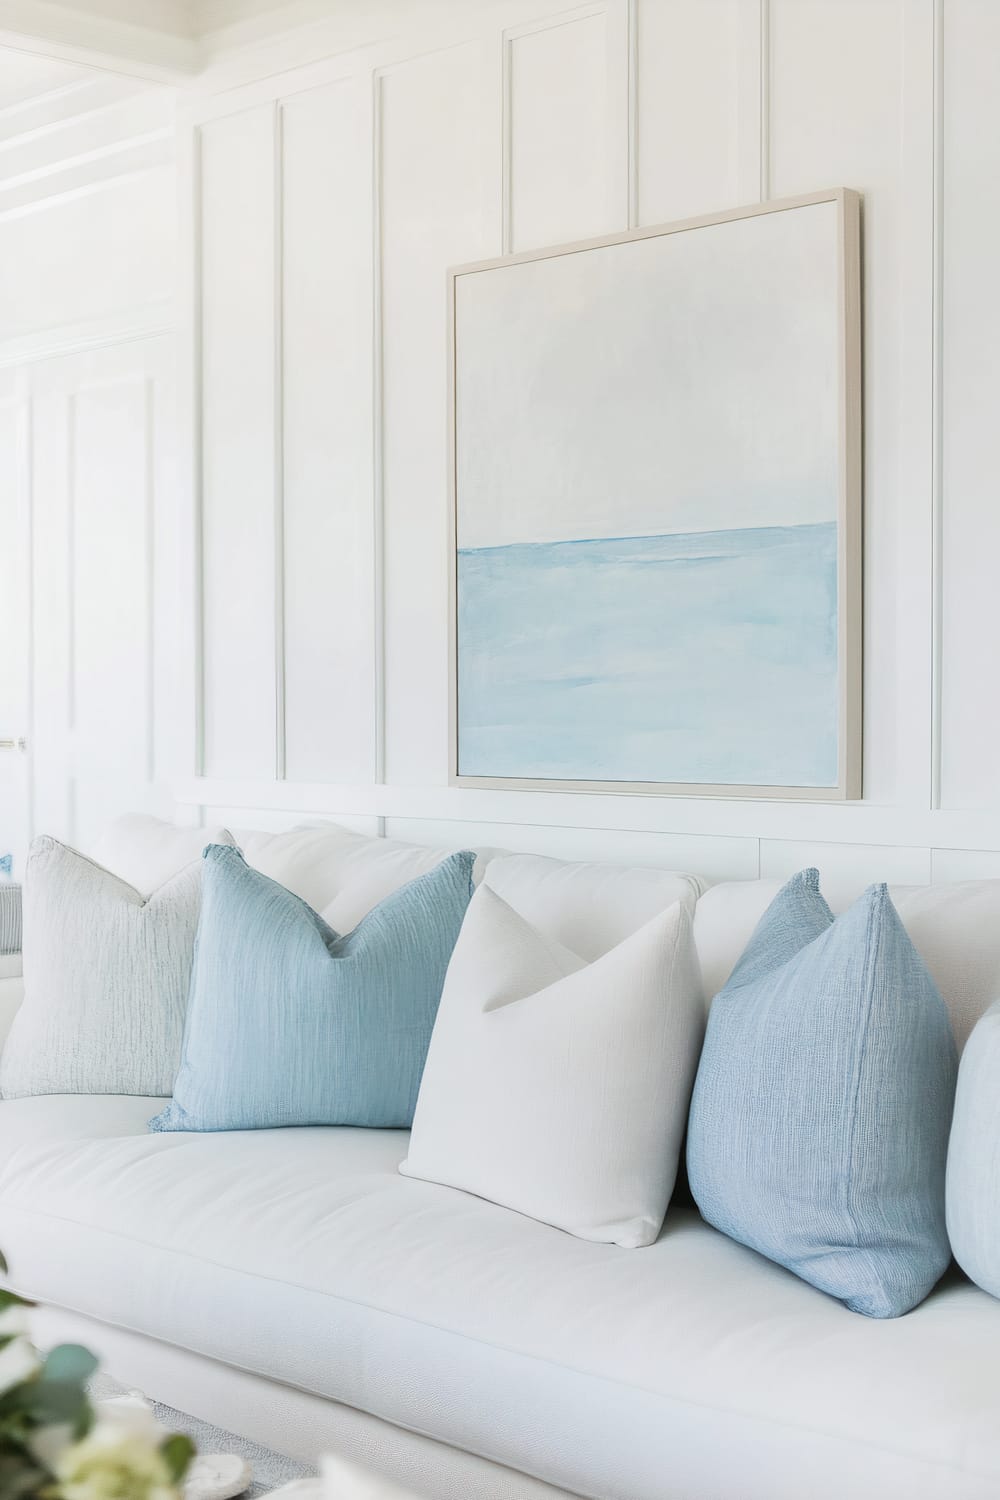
xmin=380 ymin=43 xmax=495 ymax=784
xmin=760 ymin=839 xmax=933 ymax=911
xmin=0 ymin=384 xmax=28 ymax=870
xmin=28 ymin=388 xmax=72 ymax=844
xmin=635 ymin=0 xmax=743 ymax=224
xmin=280 ymin=78 xmax=375 ymax=784
xmin=70 ymin=376 xmax=153 ymax=844
xmin=769 ymin=0 xmax=933 ymax=809
xmin=939 ymin=0 xmax=1000 ymax=809
xmin=20 ymin=339 xmax=177 ymax=854
xmin=508 ymin=8 xmax=624 ymax=251
xmin=384 ymin=817 xmax=760 ymax=882
xmin=200 ymin=105 xmax=277 ymax=780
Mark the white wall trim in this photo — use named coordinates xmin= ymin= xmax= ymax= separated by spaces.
xmin=0 ymin=3 xmax=198 ymax=82
xmin=271 ymin=98 xmax=286 ymax=782
xmin=930 ymin=0 xmax=945 ymax=808
xmin=173 ymin=776 xmax=1000 ymax=858
xmin=188 ymin=125 xmax=206 ymax=781
xmin=0 ymin=302 xmax=172 ymax=368
xmin=371 ymin=68 xmax=387 ymax=786
xmin=758 ymin=0 xmax=771 ymax=202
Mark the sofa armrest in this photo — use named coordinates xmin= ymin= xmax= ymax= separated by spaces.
xmin=0 ymin=972 xmax=23 ymax=1054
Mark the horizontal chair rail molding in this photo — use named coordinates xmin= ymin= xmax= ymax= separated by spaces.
xmin=176 ymin=780 xmax=1000 ymax=859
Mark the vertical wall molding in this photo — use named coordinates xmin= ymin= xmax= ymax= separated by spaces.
xmin=930 ymin=0 xmax=945 ymax=808
xmin=142 ymin=374 xmax=156 ymax=785
xmin=500 ymin=33 xmax=513 ymax=252
xmin=759 ymin=0 xmax=771 ymax=201
xmin=16 ymin=391 xmax=35 ymax=848
xmin=190 ymin=125 xmax=206 ymax=779
xmin=272 ymin=100 xmax=287 ymax=782
xmin=625 ymin=0 xmax=638 ymax=227
xmin=371 ymin=70 xmax=387 ymax=792
xmin=65 ymin=392 xmax=76 ymax=738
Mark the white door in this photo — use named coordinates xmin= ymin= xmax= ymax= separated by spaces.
xmin=1 ymin=335 xmax=181 ymax=869
xmin=0 ymin=370 xmax=30 ymax=877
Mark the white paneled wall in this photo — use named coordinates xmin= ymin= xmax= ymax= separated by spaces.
xmin=0 ymin=74 xmax=177 ymax=873
xmin=178 ymin=0 xmax=1000 ymax=898
xmin=16 ymin=339 xmax=178 ymax=856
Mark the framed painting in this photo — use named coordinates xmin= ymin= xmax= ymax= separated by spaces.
xmin=448 ymin=188 xmax=862 ymax=800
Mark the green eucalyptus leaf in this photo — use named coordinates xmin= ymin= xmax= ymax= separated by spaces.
xmin=2 ymin=1378 xmax=90 ymax=1427
xmin=0 ymin=1248 xmax=8 ymax=1275
xmin=41 ymin=1345 xmax=98 ymax=1386
xmin=160 ymin=1433 xmax=196 ymax=1483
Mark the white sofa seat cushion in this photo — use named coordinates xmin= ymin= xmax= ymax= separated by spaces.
xmin=1 ymin=1108 xmax=999 ymax=1500
xmin=694 ymin=876 xmax=1000 ymax=1047
xmin=0 ymin=1094 xmax=158 ymax=1172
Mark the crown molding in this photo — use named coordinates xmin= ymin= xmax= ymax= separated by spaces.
xmin=0 ymin=0 xmax=198 ymax=81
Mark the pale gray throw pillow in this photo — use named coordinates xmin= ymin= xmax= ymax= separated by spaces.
xmin=0 ymin=835 xmax=225 ymax=1098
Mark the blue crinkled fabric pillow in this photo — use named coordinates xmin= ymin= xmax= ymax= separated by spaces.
xmin=687 ymin=869 xmax=958 ymax=1318
xmin=151 ymin=843 xmax=475 ymax=1133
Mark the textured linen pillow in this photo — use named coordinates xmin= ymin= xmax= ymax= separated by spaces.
xmin=0 ymin=882 xmax=21 ymax=955
xmin=687 ymin=870 xmax=958 ymax=1317
xmin=0 ymin=836 xmax=213 ymax=1098
xmin=946 ymin=1000 xmax=1000 ymax=1299
xmin=401 ymin=883 xmax=704 ymax=1248
xmin=150 ymin=843 xmax=475 ymax=1132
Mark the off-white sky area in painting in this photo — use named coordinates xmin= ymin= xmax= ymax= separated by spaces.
xmin=455 ymin=199 xmax=839 ymax=550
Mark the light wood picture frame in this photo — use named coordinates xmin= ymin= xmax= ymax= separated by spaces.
xmin=448 ymin=188 xmax=863 ymax=801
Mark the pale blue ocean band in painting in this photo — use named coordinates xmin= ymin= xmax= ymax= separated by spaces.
xmin=457 ymin=521 xmax=838 ymax=788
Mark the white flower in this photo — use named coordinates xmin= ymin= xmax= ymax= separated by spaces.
xmin=54 ymin=1401 xmax=180 ymax=1500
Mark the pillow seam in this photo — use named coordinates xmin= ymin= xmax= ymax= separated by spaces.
xmin=841 ymin=890 xmax=885 ymax=1251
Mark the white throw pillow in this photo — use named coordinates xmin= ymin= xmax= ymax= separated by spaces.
xmin=0 ymin=835 xmax=227 ymax=1098
xmin=91 ymin=814 xmax=234 ymax=897
xmin=401 ymin=884 xmax=703 ymax=1248
xmin=946 ymin=999 xmax=1000 ymax=1299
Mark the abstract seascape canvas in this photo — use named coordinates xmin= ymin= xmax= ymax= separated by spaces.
xmin=450 ymin=191 xmax=861 ymax=798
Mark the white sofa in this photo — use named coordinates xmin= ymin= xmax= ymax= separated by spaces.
xmin=2 ymin=821 xmax=1000 ymax=1500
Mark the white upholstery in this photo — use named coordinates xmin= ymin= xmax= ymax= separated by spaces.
xmin=2 ymin=1102 xmax=1000 ymax=1500
xmin=694 ymin=875 xmax=1000 ymax=1045
xmin=7 ymin=818 xmax=1000 ymax=1499
xmin=237 ymin=822 xmax=499 ymax=933
xmin=484 ymin=851 xmax=702 ymax=961
xmin=90 ymin=816 xmax=233 ymax=897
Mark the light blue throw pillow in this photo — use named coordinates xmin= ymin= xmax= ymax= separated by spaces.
xmin=687 ymin=869 xmax=958 ymax=1318
xmin=150 ymin=843 xmax=475 ymax=1132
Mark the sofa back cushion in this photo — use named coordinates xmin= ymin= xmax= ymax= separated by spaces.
xmin=91 ymin=815 xmax=234 ymax=897
xmin=483 ymin=852 xmax=703 ymax=961
xmin=694 ymin=875 xmax=1000 ymax=1049
xmin=238 ymin=822 xmax=499 ymax=932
